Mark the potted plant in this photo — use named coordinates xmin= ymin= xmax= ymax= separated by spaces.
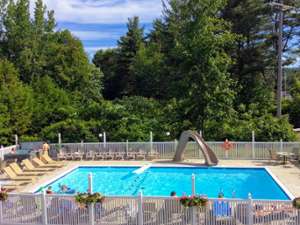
xmin=75 ymin=192 xmax=104 ymax=208
xmin=179 ymin=195 xmax=208 ymax=208
xmin=292 ymin=197 xmax=300 ymax=209
xmin=0 ymin=189 xmax=8 ymax=201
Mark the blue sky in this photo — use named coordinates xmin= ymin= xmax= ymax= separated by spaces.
xmin=31 ymin=0 xmax=299 ymax=66
xmin=33 ymin=0 xmax=163 ymax=57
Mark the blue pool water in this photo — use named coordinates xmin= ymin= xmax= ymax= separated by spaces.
xmin=42 ymin=166 xmax=290 ymax=200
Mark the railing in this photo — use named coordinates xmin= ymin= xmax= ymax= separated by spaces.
xmin=0 ymin=145 xmax=17 ymax=160
xmin=0 ymin=193 xmax=299 ymax=225
xmin=50 ymin=141 xmax=300 ymax=160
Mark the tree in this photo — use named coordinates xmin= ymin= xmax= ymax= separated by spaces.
xmin=161 ymin=0 xmax=237 ymax=131
xmin=93 ymin=49 xmax=118 ymax=99
xmin=115 ymin=16 xmax=144 ymax=98
xmin=0 ymin=59 xmax=33 ymax=144
xmin=222 ymin=0 xmax=300 ymax=112
xmin=44 ymin=30 xmax=103 ymax=103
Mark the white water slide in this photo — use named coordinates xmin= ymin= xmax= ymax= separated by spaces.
xmin=173 ymin=130 xmax=218 ymax=166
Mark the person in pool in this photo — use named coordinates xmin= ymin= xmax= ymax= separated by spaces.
xmin=170 ymin=191 xmax=177 ymax=197
xmin=59 ymin=184 xmax=70 ymax=193
xmin=59 ymin=184 xmax=76 ymax=194
xmin=46 ymin=186 xmax=53 ymax=194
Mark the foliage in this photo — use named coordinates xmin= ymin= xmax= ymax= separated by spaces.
xmin=179 ymin=196 xmax=208 ymax=208
xmin=293 ymin=197 xmax=300 ymax=209
xmin=0 ymin=189 xmax=8 ymax=201
xmin=75 ymin=192 xmax=104 ymax=207
xmin=0 ymin=59 xmax=33 ymax=145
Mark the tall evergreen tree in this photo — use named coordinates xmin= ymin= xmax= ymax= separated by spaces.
xmin=115 ymin=16 xmax=144 ymax=98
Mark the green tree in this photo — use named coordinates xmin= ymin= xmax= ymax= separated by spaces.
xmin=162 ymin=0 xmax=237 ymax=131
xmin=0 ymin=59 xmax=33 ymax=144
xmin=114 ymin=16 xmax=144 ymax=98
xmin=93 ymin=49 xmax=118 ymax=99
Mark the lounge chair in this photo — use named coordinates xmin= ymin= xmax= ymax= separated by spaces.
xmin=22 ymin=159 xmax=54 ymax=172
xmin=72 ymin=152 xmax=84 ymax=161
xmin=85 ymin=151 xmax=95 ymax=160
xmin=9 ymin=163 xmax=46 ymax=176
xmin=136 ymin=150 xmax=146 ymax=160
xmin=104 ymin=152 xmax=114 ymax=160
xmin=32 ymin=157 xmax=62 ymax=168
xmin=147 ymin=151 xmax=159 ymax=160
xmin=2 ymin=167 xmax=36 ymax=182
xmin=57 ymin=152 xmax=67 ymax=161
xmin=126 ymin=152 xmax=136 ymax=160
xmin=114 ymin=152 xmax=124 ymax=160
xmin=65 ymin=152 xmax=73 ymax=160
xmin=0 ymin=180 xmax=31 ymax=187
xmin=94 ymin=152 xmax=104 ymax=160
xmin=1 ymin=184 xmax=17 ymax=192
xmin=213 ymin=200 xmax=232 ymax=217
xmin=41 ymin=155 xmax=65 ymax=166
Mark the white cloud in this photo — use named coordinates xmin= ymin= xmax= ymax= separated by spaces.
xmin=71 ymin=31 xmax=120 ymax=40
xmin=85 ymin=46 xmax=116 ymax=52
xmin=30 ymin=0 xmax=163 ymax=24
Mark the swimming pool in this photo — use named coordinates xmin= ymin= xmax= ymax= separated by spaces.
xmin=40 ymin=166 xmax=291 ymax=200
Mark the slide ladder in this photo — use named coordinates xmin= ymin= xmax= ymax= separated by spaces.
xmin=173 ymin=130 xmax=218 ymax=166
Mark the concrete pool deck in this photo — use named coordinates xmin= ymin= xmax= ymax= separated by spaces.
xmin=18 ymin=159 xmax=300 ymax=197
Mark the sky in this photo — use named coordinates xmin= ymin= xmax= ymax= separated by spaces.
xmin=30 ymin=0 xmax=299 ymax=66
xmin=32 ymin=0 xmax=163 ymax=57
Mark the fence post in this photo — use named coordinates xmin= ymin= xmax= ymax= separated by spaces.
xmin=280 ymin=139 xmax=283 ymax=152
xmin=41 ymin=190 xmax=48 ymax=225
xmin=103 ymin=132 xmax=107 ymax=149
xmin=174 ymin=139 xmax=177 ymax=151
xmin=137 ymin=191 xmax=144 ymax=225
xmin=251 ymin=131 xmax=255 ymax=159
xmin=58 ymin=133 xmax=62 ymax=148
xmin=0 ymin=185 xmax=2 ymax=225
xmin=15 ymin=134 xmax=18 ymax=146
xmin=150 ymin=131 xmax=153 ymax=153
xmin=126 ymin=140 xmax=129 ymax=156
xmin=192 ymin=207 xmax=197 ymax=225
xmin=88 ymin=173 xmax=95 ymax=225
xmin=247 ymin=193 xmax=253 ymax=225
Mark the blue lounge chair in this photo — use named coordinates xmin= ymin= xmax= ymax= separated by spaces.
xmin=213 ymin=200 xmax=231 ymax=217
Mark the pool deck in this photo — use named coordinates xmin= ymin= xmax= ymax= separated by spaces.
xmin=17 ymin=159 xmax=300 ymax=197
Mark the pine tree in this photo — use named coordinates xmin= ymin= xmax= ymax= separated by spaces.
xmin=115 ymin=16 xmax=144 ymax=98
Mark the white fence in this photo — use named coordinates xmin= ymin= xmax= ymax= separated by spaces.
xmin=50 ymin=141 xmax=300 ymax=160
xmin=0 ymin=193 xmax=299 ymax=225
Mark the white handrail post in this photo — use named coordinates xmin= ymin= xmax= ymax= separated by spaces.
xmin=88 ymin=173 xmax=95 ymax=225
xmin=41 ymin=190 xmax=48 ymax=225
xmin=247 ymin=193 xmax=253 ymax=225
xmin=138 ymin=191 xmax=144 ymax=225
xmin=251 ymin=131 xmax=255 ymax=159
xmin=191 ymin=174 xmax=196 ymax=195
